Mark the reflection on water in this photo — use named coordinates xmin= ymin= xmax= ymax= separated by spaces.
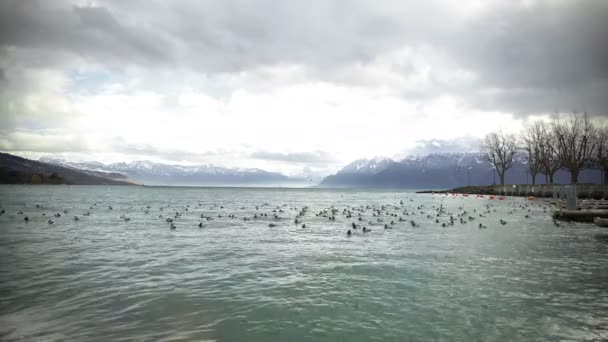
xmin=0 ymin=185 xmax=607 ymax=341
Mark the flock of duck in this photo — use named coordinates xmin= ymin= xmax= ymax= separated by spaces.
xmin=0 ymin=195 xmax=556 ymax=235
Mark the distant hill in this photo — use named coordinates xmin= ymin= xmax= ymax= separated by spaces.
xmin=320 ymin=153 xmax=602 ymax=189
xmin=0 ymin=153 xmax=135 ymax=185
xmin=39 ymin=157 xmax=292 ymax=186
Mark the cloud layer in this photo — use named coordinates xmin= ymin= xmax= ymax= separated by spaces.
xmin=1 ymin=0 xmax=607 ymax=175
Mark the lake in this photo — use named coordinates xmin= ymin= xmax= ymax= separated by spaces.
xmin=0 ymin=185 xmax=607 ymax=341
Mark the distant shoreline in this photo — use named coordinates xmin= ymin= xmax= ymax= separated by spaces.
xmin=0 ymin=183 xmax=424 ymax=192
xmin=0 ymin=181 xmax=138 ymax=186
xmin=417 ymin=184 xmax=608 ymax=199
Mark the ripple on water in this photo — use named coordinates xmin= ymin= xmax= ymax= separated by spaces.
xmin=0 ymin=185 xmax=607 ymax=341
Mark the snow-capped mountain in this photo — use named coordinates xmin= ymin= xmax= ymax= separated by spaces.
xmin=339 ymin=157 xmax=397 ymax=175
xmin=320 ymin=152 xmax=600 ymax=189
xmin=38 ymin=158 xmax=108 ymax=172
xmin=39 ymin=158 xmax=291 ymax=186
xmin=398 ymin=152 xmax=486 ymax=169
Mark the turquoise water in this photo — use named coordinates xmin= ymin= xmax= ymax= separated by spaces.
xmin=0 ymin=185 xmax=607 ymax=341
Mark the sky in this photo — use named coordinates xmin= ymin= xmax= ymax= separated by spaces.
xmin=1 ymin=0 xmax=607 ymax=178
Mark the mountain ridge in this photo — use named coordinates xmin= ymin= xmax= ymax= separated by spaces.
xmin=320 ymin=152 xmax=601 ymax=188
xmin=5 ymin=152 xmax=602 ymax=188
xmin=0 ymin=153 xmax=136 ymax=185
xmin=39 ymin=157 xmax=293 ymax=186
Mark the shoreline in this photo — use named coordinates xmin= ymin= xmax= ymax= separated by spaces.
xmin=417 ymin=184 xmax=608 ymax=199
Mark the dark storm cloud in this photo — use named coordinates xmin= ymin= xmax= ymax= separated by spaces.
xmin=0 ymin=0 xmax=174 ymax=67
xmin=250 ymin=151 xmax=336 ymax=164
xmin=0 ymin=0 xmax=455 ymax=71
xmin=453 ymin=1 xmax=608 ymax=116
xmin=459 ymin=2 xmax=608 ymax=88
xmin=1 ymin=0 xmax=607 ymax=115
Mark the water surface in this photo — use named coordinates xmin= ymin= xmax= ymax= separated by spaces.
xmin=1 ymin=185 xmax=607 ymax=341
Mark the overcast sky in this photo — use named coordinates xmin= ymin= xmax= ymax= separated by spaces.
xmin=1 ymin=0 xmax=607 ymax=177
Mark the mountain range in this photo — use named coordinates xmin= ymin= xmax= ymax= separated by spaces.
xmin=0 ymin=153 xmax=134 ymax=185
xmin=319 ymin=152 xmax=602 ymax=189
xmin=1 ymin=152 xmax=603 ymax=188
xmin=38 ymin=157 xmax=293 ymax=186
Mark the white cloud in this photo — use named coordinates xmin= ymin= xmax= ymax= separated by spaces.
xmin=1 ymin=0 xmax=605 ymax=176
xmin=0 ymin=63 xmax=529 ymax=175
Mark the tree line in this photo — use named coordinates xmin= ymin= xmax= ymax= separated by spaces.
xmin=482 ymin=112 xmax=608 ymax=186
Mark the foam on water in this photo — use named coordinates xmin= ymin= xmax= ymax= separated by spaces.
xmin=0 ymin=185 xmax=607 ymax=341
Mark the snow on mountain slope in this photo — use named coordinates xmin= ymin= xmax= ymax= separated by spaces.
xmin=320 ymin=151 xmax=601 ymax=188
xmin=39 ymin=157 xmax=290 ymax=185
xmin=338 ymin=157 xmax=396 ymax=175
xmin=398 ymin=152 xmax=488 ymax=169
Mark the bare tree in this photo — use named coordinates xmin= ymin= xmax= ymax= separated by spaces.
xmin=533 ymin=121 xmax=561 ymax=184
xmin=594 ymin=123 xmax=608 ymax=185
xmin=551 ymin=111 xmax=596 ymax=184
xmin=482 ymin=132 xmax=518 ymax=185
xmin=520 ymin=125 xmax=542 ymax=185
